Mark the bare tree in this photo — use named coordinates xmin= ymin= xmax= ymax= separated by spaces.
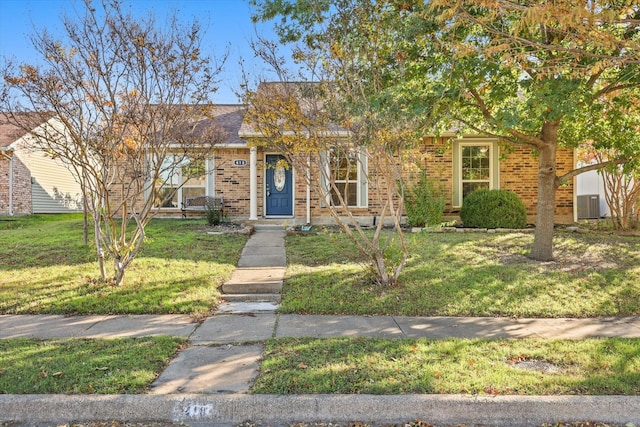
xmin=241 ymin=33 xmax=419 ymax=286
xmin=1 ymin=0 xmax=226 ymax=285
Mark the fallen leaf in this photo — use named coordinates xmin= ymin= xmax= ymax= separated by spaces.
xmin=39 ymin=370 xmax=48 ymax=378
xmin=52 ymin=371 xmax=64 ymax=377
xmin=297 ymin=362 xmax=308 ymax=369
xmin=95 ymin=366 xmax=109 ymax=371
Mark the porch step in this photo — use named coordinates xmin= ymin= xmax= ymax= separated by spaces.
xmin=218 ymin=231 xmax=285 ymax=314
xmin=222 ymin=281 xmax=283 ymax=294
xmin=252 ymin=223 xmax=286 ymax=231
xmin=221 ymin=293 xmax=282 ymax=303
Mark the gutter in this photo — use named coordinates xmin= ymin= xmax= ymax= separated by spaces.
xmin=0 ymin=147 xmax=15 ymax=216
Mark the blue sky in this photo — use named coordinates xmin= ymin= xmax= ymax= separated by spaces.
xmin=0 ymin=0 xmax=293 ymax=103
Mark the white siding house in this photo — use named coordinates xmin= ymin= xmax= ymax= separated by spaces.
xmin=1 ymin=115 xmax=82 ymax=215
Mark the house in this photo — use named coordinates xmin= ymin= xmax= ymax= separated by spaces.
xmin=0 ymin=114 xmax=83 ymax=215
xmin=145 ymin=82 xmax=576 ymax=226
xmin=215 ymin=132 xmax=575 ymax=226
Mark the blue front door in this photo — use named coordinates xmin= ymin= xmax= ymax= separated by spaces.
xmin=266 ymin=154 xmax=293 ymax=216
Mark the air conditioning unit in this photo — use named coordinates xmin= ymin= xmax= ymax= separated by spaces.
xmin=577 ymin=195 xmax=600 ymax=219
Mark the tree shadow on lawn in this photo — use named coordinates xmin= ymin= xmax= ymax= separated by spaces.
xmin=281 ymin=261 xmax=639 ymax=318
xmin=0 ymin=337 xmax=181 ymax=394
xmin=0 ymin=265 xmax=225 ymax=316
xmin=254 ymin=337 xmax=640 ymax=395
xmin=0 ymin=217 xmax=247 ymax=271
xmin=282 ymin=231 xmax=639 ymax=316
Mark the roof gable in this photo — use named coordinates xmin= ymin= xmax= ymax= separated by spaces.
xmin=0 ymin=112 xmax=52 ymax=147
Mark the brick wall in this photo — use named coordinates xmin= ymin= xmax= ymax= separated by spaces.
xmin=500 ymin=145 xmax=574 ymax=223
xmin=213 ymin=149 xmax=260 ymax=217
xmin=0 ymin=156 xmax=32 ymax=215
xmin=118 ymin=142 xmax=575 ymax=224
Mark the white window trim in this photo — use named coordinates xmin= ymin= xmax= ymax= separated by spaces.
xmin=453 ymin=139 xmax=499 ymax=208
xmin=323 ymin=147 xmax=368 ymax=208
xmin=148 ymin=154 xmax=214 ymax=210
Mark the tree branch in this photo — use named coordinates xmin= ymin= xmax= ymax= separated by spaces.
xmin=558 ymin=157 xmax=628 ymax=183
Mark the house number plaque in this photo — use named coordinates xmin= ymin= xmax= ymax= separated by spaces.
xmin=233 ymin=159 xmax=247 ymax=166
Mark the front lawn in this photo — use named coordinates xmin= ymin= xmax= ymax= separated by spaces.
xmin=282 ymin=230 xmax=640 ymax=317
xmin=0 ymin=215 xmax=247 ymax=318
xmin=0 ymin=337 xmax=184 ymax=394
xmin=253 ymin=336 xmax=640 ymax=395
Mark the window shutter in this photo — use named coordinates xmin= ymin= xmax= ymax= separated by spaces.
xmin=359 ymin=150 xmax=368 ymax=208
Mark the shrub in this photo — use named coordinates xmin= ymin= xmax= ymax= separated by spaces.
xmin=204 ymin=201 xmax=222 ymax=226
xmin=404 ymin=173 xmax=446 ymax=227
xmin=460 ymin=189 xmax=527 ymax=229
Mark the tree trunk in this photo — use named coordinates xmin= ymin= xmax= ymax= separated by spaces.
xmin=93 ymin=217 xmax=107 ymax=282
xmin=81 ymin=176 xmax=89 ymax=245
xmin=530 ymin=122 xmax=559 ymax=262
xmin=114 ymin=259 xmax=125 ymax=287
xmin=372 ymin=250 xmax=391 ymax=286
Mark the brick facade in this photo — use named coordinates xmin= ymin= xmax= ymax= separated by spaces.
xmin=123 ymin=140 xmax=576 ymax=225
xmin=499 ymin=144 xmax=574 ymax=224
xmin=407 ymin=137 xmax=575 ymax=224
xmin=0 ymin=155 xmax=32 ymax=215
xmin=213 ymin=149 xmax=261 ymax=217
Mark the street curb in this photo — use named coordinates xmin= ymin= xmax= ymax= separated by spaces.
xmin=1 ymin=394 xmax=639 ymax=426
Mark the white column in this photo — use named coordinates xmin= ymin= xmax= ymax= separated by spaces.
xmin=249 ymin=146 xmax=258 ymax=220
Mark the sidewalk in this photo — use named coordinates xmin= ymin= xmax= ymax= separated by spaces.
xmin=3 ymin=312 xmax=640 ymax=341
xmin=2 ymin=228 xmax=640 ymax=426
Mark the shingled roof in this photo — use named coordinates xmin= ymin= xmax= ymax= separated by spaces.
xmin=0 ymin=112 xmax=52 ymax=148
xmin=188 ymin=104 xmax=247 ymax=146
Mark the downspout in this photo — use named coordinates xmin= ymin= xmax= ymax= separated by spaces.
xmin=306 ymin=154 xmax=311 ymax=225
xmin=1 ymin=147 xmax=14 ymax=216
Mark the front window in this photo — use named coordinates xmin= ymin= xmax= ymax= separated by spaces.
xmin=155 ymin=155 xmax=207 ymax=208
xmin=453 ymin=140 xmax=498 ymax=207
xmin=329 ymin=148 xmax=360 ymax=207
xmin=461 ymin=144 xmax=491 ymax=199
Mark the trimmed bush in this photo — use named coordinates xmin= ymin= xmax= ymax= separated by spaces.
xmin=460 ymin=189 xmax=527 ymax=229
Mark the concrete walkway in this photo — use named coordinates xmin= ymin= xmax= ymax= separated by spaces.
xmin=2 ymin=228 xmax=640 ymax=426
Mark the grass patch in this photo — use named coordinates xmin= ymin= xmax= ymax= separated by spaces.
xmin=0 ymin=337 xmax=184 ymax=394
xmin=253 ymin=337 xmax=640 ymax=395
xmin=0 ymin=215 xmax=247 ymax=317
xmin=283 ymin=231 xmax=640 ymax=317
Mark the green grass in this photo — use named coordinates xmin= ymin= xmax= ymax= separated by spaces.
xmin=3 ymin=216 xmax=640 ymax=398
xmin=0 ymin=215 xmax=247 ymax=318
xmin=0 ymin=337 xmax=184 ymax=394
xmin=282 ymin=230 xmax=640 ymax=317
xmin=253 ymin=337 xmax=640 ymax=395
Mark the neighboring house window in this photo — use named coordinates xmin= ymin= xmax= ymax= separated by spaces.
xmin=324 ymin=148 xmax=368 ymax=208
xmin=453 ymin=140 xmax=499 ymax=207
xmin=154 ymin=155 xmax=210 ymax=208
